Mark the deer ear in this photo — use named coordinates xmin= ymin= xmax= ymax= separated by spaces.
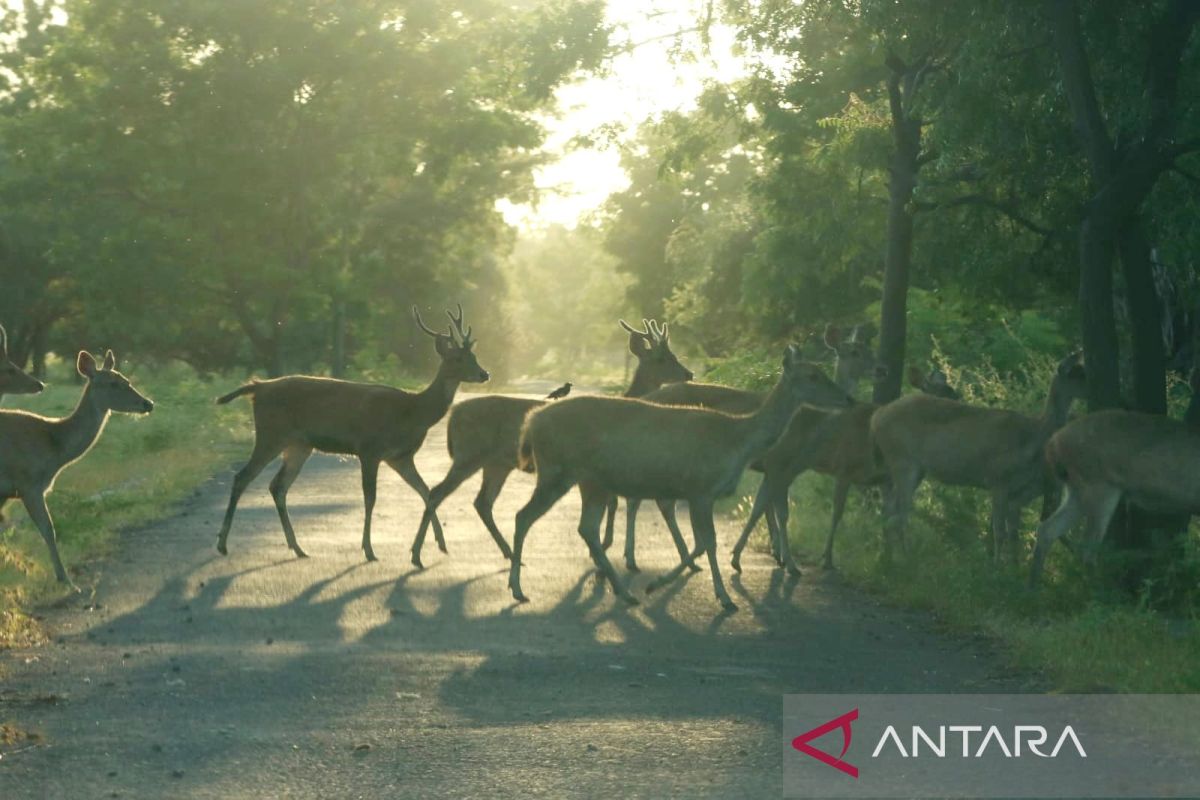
xmin=823 ymin=324 xmax=842 ymax=350
xmin=77 ymin=351 xmax=98 ymax=378
xmin=783 ymin=343 xmax=802 ymax=367
xmin=102 ymin=350 xmax=117 ymax=371
xmin=906 ymin=365 xmax=924 ymax=390
xmin=0 ymin=324 xmax=7 ymax=360
xmin=1057 ymin=350 xmax=1083 ymax=376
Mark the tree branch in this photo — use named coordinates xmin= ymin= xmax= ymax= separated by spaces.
xmin=913 ymin=193 xmax=1059 ymax=237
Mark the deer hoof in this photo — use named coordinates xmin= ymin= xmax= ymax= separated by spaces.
xmin=411 ymin=554 xmax=424 ymax=570
xmin=622 ymin=594 xmax=640 ymax=607
xmin=644 ymin=579 xmax=660 ymax=595
xmin=686 ymin=561 xmax=702 ymax=574
xmin=293 ymin=548 xmax=309 ymax=559
xmin=720 ymin=598 xmax=739 ymax=613
xmin=511 ymin=589 xmax=529 ymax=603
xmin=786 ymin=564 xmax=802 ymax=578
xmin=437 ymin=542 xmax=449 ymax=555
xmin=625 ymin=562 xmax=640 ymax=574
xmin=364 ymin=550 xmax=378 ymax=563
xmin=216 ymin=542 xmax=228 ymax=556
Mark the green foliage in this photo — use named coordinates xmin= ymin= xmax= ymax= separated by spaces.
xmin=0 ymin=0 xmax=609 ymax=375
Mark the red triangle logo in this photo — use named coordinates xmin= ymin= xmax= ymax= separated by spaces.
xmin=791 ymin=708 xmax=859 ymax=778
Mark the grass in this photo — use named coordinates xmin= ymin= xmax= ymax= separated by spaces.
xmin=0 ymin=361 xmax=254 ymax=647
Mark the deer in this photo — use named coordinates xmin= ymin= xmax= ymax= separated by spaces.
xmin=617 ymin=323 xmax=883 ymax=574
xmin=409 ymin=318 xmax=692 ymax=568
xmin=0 ymin=324 xmax=45 ymax=400
xmin=0 ymin=350 xmax=154 ymax=588
xmin=509 ymin=344 xmax=854 ymax=612
xmin=215 ymin=304 xmax=488 ymax=562
xmin=730 ymin=365 xmax=959 ymax=575
xmin=870 ymin=351 xmax=1086 ymax=565
xmin=1029 ymin=369 xmax=1200 ymax=587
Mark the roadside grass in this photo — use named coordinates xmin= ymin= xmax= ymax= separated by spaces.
xmin=0 ymin=362 xmax=254 ymax=647
xmin=713 ymin=345 xmax=1200 ymax=693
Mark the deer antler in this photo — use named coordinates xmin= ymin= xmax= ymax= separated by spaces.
xmin=446 ymin=303 xmax=473 ymax=348
xmin=412 ymin=305 xmax=452 ymax=345
xmin=619 ymin=319 xmax=652 ymax=341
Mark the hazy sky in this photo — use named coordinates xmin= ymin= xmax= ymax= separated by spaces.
xmin=497 ymin=0 xmax=746 ymax=230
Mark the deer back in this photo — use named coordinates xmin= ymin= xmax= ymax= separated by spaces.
xmin=1047 ymin=409 xmax=1200 ymax=514
xmin=871 ymin=393 xmax=1046 ymax=488
xmin=642 ymin=381 xmax=764 ymax=414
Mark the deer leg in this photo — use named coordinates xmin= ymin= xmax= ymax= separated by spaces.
xmin=691 ymin=500 xmax=736 ymax=611
xmin=989 ymin=491 xmax=1008 ymax=564
xmin=883 ymin=466 xmax=920 ymax=565
xmin=389 ymin=456 xmax=446 ymax=553
xmin=1079 ymin=484 xmax=1122 ymax=569
xmin=412 ymin=459 xmax=478 ymax=568
xmin=773 ymin=491 xmax=794 ymax=570
xmin=269 ymin=445 xmax=313 ymax=558
xmin=622 ymin=498 xmax=643 ymax=571
xmin=1005 ymin=502 xmax=1023 ymax=564
xmin=658 ymin=498 xmax=699 ymax=573
xmin=731 ymin=480 xmax=772 ymax=573
xmin=473 ymin=464 xmax=514 ymax=561
xmin=1029 ymin=485 xmax=1085 ymax=588
xmin=509 ymin=474 xmax=574 ymax=603
xmin=217 ymin=440 xmax=282 ymax=555
xmin=602 ymin=495 xmax=618 ymax=550
xmin=579 ymin=487 xmax=637 ymax=605
xmin=360 ymin=458 xmax=381 ymax=562
xmin=645 ymin=511 xmax=712 ymax=596
xmin=822 ymin=478 xmax=851 ymax=570
xmin=22 ymin=490 xmax=74 ymax=589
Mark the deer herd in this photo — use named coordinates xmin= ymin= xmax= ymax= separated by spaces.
xmin=2 ymin=309 xmax=1199 ymax=610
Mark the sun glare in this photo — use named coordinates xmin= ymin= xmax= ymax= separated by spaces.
xmin=499 ymin=0 xmax=748 ymax=230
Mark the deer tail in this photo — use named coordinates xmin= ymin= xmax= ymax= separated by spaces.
xmin=215 ymin=382 xmax=259 ymax=405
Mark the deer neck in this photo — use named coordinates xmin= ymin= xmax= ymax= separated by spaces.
xmin=415 ymin=362 xmax=461 ymax=424
xmin=736 ymin=379 xmax=805 ymax=461
xmin=623 ymin=364 xmax=661 ymax=398
xmin=833 ymin=359 xmax=859 ymax=397
xmin=51 ymin=383 xmax=110 ymax=466
xmin=1039 ymin=377 xmax=1075 ymax=441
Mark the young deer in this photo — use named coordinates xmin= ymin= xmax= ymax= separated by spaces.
xmin=1029 ymin=370 xmax=1200 ymax=587
xmin=0 ymin=351 xmax=154 ymax=588
xmin=510 ymin=345 xmax=854 ymax=612
xmin=730 ymin=365 xmax=958 ymax=575
xmin=410 ymin=319 xmax=692 ymax=568
xmin=0 ymin=324 xmax=45 ymax=399
xmin=871 ymin=352 xmax=1086 ymax=564
xmin=620 ymin=323 xmax=882 ymax=574
xmin=216 ymin=304 xmax=488 ymax=561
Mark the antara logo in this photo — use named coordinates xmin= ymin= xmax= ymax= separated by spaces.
xmin=792 ymin=709 xmax=1087 ymax=779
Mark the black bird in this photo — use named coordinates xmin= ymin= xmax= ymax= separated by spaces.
xmin=546 ymin=382 xmax=573 ymax=400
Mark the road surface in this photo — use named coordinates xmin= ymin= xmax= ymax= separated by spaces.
xmin=0 ymin=402 xmax=1029 ymax=798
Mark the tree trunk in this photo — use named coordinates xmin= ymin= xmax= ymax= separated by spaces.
xmin=872 ymin=58 xmax=925 ymax=405
xmin=331 ymin=296 xmax=347 ymax=379
xmin=1117 ymin=218 xmax=1167 ymax=414
xmin=1076 ymin=214 xmax=1123 ymax=410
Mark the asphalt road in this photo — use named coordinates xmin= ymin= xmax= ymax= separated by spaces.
xmin=0 ymin=400 xmax=1029 ymax=799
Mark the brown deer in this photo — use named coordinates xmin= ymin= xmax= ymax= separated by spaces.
xmin=409 ymin=319 xmax=692 ymax=568
xmin=215 ymin=304 xmax=488 ymax=562
xmin=730 ymin=365 xmax=958 ymax=575
xmin=1029 ymin=369 xmax=1200 ymax=587
xmin=618 ymin=323 xmax=882 ymax=573
xmin=871 ymin=352 xmax=1086 ymax=564
xmin=510 ymin=345 xmax=854 ymax=611
xmin=0 ymin=350 xmax=154 ymax=588
xmin=0 ymin=324 xmax=45 ymax=399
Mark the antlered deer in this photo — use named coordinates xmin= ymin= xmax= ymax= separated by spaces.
xmin=0 ymin=350 xmax=154 ymax=588
xmin=215 ymin=304 xmax=488 ymax=561
xmin=410 ymin=319 xmax=692 ymax=567
xmin=0 ymin=324 xmax=45 ymax=399
xmin=731 ymin=365 xmax=958 ymax=574
xmin=871 ymin=352 xmax=1086 ymax=564
xmin=619 ymin=323 xmax=882 ymax=573
xmin=510 ymin=345 xmax=854 ymax=611
xmin=1029 ymin=370 xmax=1200 ymax=587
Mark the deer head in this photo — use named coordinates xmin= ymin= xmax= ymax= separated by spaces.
xmin=412 ymin=303 xmax=489 ymax=384
xmin=824 ymin=322 xmax=885 ymax=391
xmin=620 ymin=318 xmax=693 ymax=383
xmin=0 ymin=324 xmax=45 ymax=395
xmin=77 ymin=350 xmax=154 ymax=414
xmin=780 ymin=344 xmax=856 ymax=409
